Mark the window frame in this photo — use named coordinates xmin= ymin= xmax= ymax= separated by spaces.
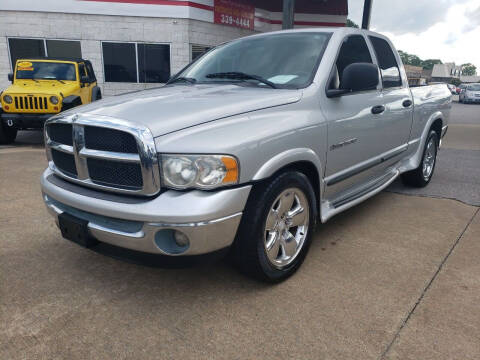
xmin=325 ymin=33 xmax=381 ymax=98
xmin=367 ymin=35 xmax=405 ymax=90
xmin=7 ymin=37 xmax=82 ymax=70
xmin=101 ymin=40 xmax=172 ymax=84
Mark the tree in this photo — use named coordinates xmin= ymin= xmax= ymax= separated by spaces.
xmin=346 ymin=19 xmax=359 ymax=28
xmin=422 ymin=59 xmax=442 ymax=70
xmin=450 ymin=78 xmax=461 ymax=86
xmin=461 ymin=63 xmax=477 ymax=76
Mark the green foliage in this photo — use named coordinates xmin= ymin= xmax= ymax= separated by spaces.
xmin=450 ymin=78 xmax=461 ymax=86
xmin=399 ymin=50 xmax=442 ymax=69
xmin=346 ymin=19 xmax=359 ymax=28
xmin=461 ymin=63 xmax=477 ymax=76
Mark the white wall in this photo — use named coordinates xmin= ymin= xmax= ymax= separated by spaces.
xmin=0 ymin=10 xmax=255 ymax=96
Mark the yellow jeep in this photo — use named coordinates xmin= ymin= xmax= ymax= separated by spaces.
xmin=0 ymin=58 xmax=101 ymax=144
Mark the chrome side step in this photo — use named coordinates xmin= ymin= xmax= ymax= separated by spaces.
xmin=320 ymin=169 xmax=399 ymax=223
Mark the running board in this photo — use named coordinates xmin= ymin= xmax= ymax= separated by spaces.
xmin=320 ymin=170 xmax=399 ymax=223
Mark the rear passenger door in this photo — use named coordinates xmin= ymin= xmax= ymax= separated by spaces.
xmin=368 ymin=36 xmax=413 ymax=161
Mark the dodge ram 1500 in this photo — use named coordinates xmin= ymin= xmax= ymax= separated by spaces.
xmin=41 ymin=28 xmax=451 ymax=282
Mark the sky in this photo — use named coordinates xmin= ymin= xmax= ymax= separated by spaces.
xmin=348 ymin=0 xmax=480 ymax=70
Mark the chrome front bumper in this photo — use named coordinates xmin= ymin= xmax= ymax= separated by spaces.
xmin=41 ymin=169 xmax=251 ymax=256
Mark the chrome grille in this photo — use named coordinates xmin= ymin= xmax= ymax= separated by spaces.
xmin=44 ymin=114 xmax=160 ymax=196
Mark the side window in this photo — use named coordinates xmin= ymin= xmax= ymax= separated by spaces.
xmin=78 ymin=63 xmax=87 ymax=81
xmin=330 ymin=35 xmax=373 ymax=90
xmin=369 ymin=36 xmax=402 ymax=88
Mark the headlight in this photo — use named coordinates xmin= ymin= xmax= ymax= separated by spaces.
xmin=3 ymin=95 xmax=12 ymax=104
xmin=161 ymin=154 xmax=239 ymax=189
xmin=50 ymin=96 xmax=59 ymax=104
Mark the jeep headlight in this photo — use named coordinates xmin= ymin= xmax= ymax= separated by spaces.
xmin=3 ymin=95 xmax=12 ymax=104
xmin=50 ymin=96 xmax=59 ymax=104
xmin=161 ymin=154 xmax=239 ymax=189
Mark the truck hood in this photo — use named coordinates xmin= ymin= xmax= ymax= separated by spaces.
xmin=74 ymin=84 xmax=303 ymax=137
xmin=6 ymin=80 xmax=78 ymax=95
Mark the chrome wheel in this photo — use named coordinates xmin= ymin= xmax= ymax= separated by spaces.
xmin=422 ymin=137 xmax=436 ymax=181
xmin=264 ymin=188 xmax=310 ymax=269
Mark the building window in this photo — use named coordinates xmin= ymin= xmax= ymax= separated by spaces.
xmin=102 ymin=42 xmax=171 ymax=83
xmin=102 ymin=42 xmax=137 ymax=83
xmin=138 ymin=44 xmax=171 ymax=83
xmin=8 ymin=38 xmax=81 ymax=70
xmin=191 ymin=44 xmax=211 ymax=61
xmin=46 ymin=40 xmax=82 ymax=59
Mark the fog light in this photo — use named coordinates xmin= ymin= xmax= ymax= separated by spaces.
xmin=174 ymin=230 xmax=189 ymax=247
xmin=154 ymin=229 xmax=190 ymax=254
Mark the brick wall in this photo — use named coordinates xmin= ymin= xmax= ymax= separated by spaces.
xmin=0 ymin=10 xmax=255 ymax=96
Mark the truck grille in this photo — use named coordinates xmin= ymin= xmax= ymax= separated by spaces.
xmin=45 ymin=115 xmax=160 ymax=196
xmin=14 ymin=95 xmax=49 ymax=110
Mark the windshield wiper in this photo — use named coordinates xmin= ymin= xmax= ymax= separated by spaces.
xmin=166 ymin=77 xmax=197 ymax=85
xmin=205 ymin=72 xmax=277 ymax=89
xmin=56 ymin=79 xmax=66 ymax=84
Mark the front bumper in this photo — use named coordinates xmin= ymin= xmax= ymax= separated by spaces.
xmin=41 ymin=169 xmax=251 ymax=256
xmin=1 ymin=112 xmax=55 ymax=129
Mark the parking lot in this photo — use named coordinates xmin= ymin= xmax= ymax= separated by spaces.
xmin=1 ymin=100 xmax=479 ymax=359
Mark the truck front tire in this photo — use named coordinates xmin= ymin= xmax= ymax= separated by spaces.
xmin=401 ymin=130 xmax=438 ymax=187
xmin=232 ymin=171 xmax=317 ymax=282
xmin=0 ymin=122 xmax=17 ymax=144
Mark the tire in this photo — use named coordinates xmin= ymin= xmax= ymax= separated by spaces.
xmin=93 ymin=87 xmax=102 ymax=101
xmin=401 ymin=130 xmax=438 ymax=188
xmin=0 ymin=122 xmax=17 ymax=144
xmin=232 ymin=171 xmax=317 ymax=282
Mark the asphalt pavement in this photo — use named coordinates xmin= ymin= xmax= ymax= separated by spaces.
xmin=1 ymin=99 xmax=479 ymax=360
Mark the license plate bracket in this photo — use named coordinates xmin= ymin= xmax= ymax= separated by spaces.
xmin=58 ymin=212 xmax=97 ymax=247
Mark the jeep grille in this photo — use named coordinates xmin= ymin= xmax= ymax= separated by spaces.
xmin=45 ymin=115 xmax=160 ymax=196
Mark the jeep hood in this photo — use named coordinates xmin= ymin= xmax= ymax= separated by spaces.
xmin=7 ymin=80 xmax=78 ymax=95
xmin=74 ymin=84 xmax=303 ymax=137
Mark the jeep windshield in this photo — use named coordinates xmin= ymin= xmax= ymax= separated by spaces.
xmin=15 ymin=62 xmax=77 ymax=81
xmin=173 ymin=32 xmax=331 ymax=89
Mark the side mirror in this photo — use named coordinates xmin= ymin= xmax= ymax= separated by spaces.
xmin=80 ymin=75 xmax=89 ymax=84
xmin=8 ymin=73 xmax=13 ymax=82
xmin=327 ymin=63 xmax=379 ymax=98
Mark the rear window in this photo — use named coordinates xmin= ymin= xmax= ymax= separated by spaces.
xmin=15 ymin=61 xmax=77 ymax=81
xmin=369 ymin=36 xmax=402 ymax=88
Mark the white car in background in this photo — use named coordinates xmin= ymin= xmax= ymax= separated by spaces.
xmin=459 ymin=83 xmax=480 ymax=104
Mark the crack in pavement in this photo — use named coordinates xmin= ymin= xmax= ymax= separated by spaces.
xmin=379 ymin=207 xmax=480 ymax=360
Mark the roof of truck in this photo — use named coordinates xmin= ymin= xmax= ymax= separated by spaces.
xmin=16 ymin=57 xmax=90 ymax=63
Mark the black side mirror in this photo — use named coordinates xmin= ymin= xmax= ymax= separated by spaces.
xmin=8 ymin=73 xmax=13 ymax=82
xmin=80 ymin=75 xmax=89 ymax=83
xmin=327 ymin=63 xmax=379 ymax=97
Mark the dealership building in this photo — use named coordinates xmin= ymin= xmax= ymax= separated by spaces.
xmin=0 ymin=0 xmax=347 ymax=96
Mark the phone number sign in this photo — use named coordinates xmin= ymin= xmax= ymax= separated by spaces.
xmin=214 ymin=0 xmax=254 ymax=30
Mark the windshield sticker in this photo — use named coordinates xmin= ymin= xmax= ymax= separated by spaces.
xmin=267 ymin=75 xmax=299 ymax=84
xmin=17 ymin=61 xmax=34 ymax=71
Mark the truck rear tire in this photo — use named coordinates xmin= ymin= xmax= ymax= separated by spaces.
xmin=0 ymin=122 xmax=17 ymax=144
xmin=401 ymin=130 xmax=438 ymax=188
xmin=232 ymin=171 xmax=317 ymax=282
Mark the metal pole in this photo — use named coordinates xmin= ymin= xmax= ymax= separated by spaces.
xmin=362 ymin=0 xmax=373 ymax=29
xmin=282 ymin=0 xmax=295 ymax=30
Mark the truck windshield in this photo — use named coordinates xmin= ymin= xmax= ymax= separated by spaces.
xmin=468 ymin=84 xmax=480 ymax=91
xmin=15 ymin=62 xmax=77 ymax=81
xmin=175 ymin=32 xmax=331 ymax=89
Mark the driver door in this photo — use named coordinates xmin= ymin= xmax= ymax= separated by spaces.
xmin=77 ymin=62 xmax=91 ymax=104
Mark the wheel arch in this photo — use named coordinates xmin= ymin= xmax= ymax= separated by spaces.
xmin=251 ymin=148 xmax=323 ymax=215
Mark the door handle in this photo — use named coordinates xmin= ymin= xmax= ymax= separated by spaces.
xmin=402 ymin=99 xmax=412 ymax=107
xmin=371 ymin=105 xmax=385 ymax=114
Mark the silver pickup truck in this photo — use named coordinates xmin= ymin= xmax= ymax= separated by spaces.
xmin=41 ymin=28 xmax=451 ymax=282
